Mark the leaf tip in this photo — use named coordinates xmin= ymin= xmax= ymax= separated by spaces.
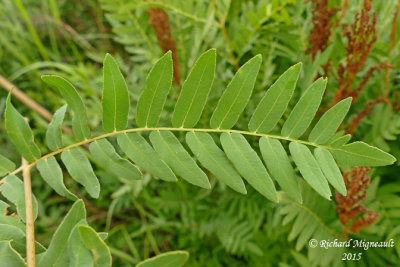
xmin=104 ymin=53 xmax=113 ymax=62
xmin=6 ymin=88 xmax=13 ymax=104
xmin=291 ymin=62 xmax=303 ymax=70
xmin=343 ymin=97 xmax=353 ymax=104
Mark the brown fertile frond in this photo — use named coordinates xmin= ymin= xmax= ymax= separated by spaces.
xmin=346 ymin=97 xmax=391 ymax=135
xmin=331 ymin=0 xmax=378 ymax=106
xmin=336 ymin=167 xmax=379 ymax=235
xmin=308 ymin=0 xmax=340 ymax=58
xmin=393 ymin=92 xmax=400 ymax=113
xmin=146 ymin=7 xmax=181 ymax=85
xmin=350 ymin=63 xmax=393 ymax=103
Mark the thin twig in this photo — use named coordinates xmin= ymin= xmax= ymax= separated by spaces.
xmin=32 ymin=15 xmax=95 ymax=51
xmin=22 ymin=157 xmax=36 ymax=267
xmin=211 ymin=0 xmax=238 ymax=69
xmin=0 ymin=74 xmax=73 ymax=135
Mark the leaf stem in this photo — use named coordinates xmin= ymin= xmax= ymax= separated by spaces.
xmin=0 ymin=74 xmax=73 ymax=135
xmin=9 ymin=126 xmax=332 ymax=177
xmin=22 ymin=157 xmax=36 ymax=267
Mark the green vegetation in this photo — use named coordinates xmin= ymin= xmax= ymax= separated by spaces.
xmin=0 ymin=0 xmax=399 ymax=266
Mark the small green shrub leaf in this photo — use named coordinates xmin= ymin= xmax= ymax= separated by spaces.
xmin=102 ymin=54 xmax=130 ymax=132
xmin=259 ymin=137 xmax=302 ymax=203
xmin=0 ymin=174 xmax=38 ymax=222
xmin=46 ymin=104 xmax=67 ymax=151
xmin=249 ymin=63 xmax=301 ymax=133
xmin=281 ymin=78 xmax=327 ymax=138
xmin=37 ymin=200 xmax=86 ymax=267
xmin=0 ymin=240 xmax=25 ymax=267
xmin=61 ymin=148 xmax=100 ymax=198
xmin=0 ymin=201 xmax=24 ymax=231
xmin=186 ymin=132 xmax=246 ymax=194
xmin=210 ymin=55 xmax=262 ymax=129
xmin=0 ymin=224 xmax=46 ymax=254
xmin=0 ymin=224 xmax=25 ymax=254
xmin=220 ymin=133 xmax=278 ymax=202
xmin=117 ymin=133 xmax=177 ymax=182
xmin=289 ymin=142 xmax=331 ymax=200
xmin=172 ymin=49 xmax=216 ymax=128
xmin=330 ymin=141 xmax=397 ymax=166
xmin=329 ymin=134 xmax=351 ymax=147
xmin=136 ymin=51 xmax=173 ymax=127
xmin=89 ymin=139 xmax=141 ymax=180
xmin=42 ymin=75 xmax=91 ymax=140
xmin=78 ymin=225 xmax=112 ymax=267
xmin=0 ymin=154 xmax=15 ymax=177
xmin=5 ymin=92 xmax=41 ymax=162
xmin=314 ymin=148 xmax=346 ymax=196
xmin=308 ymin=97 xmax=352 ymax=144
xmin=67 ymin=220 xmax=93 ymax=267
xmin=37 ymin=156 xmax=77 ymax=200
xmin=136 ymin=250 xmax=189 ymax=267
xmin=150 ymin=131 xmax=210 ymax=189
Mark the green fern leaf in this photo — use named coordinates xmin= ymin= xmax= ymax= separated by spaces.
xmin=259 ymin=137 xmax=302 ymax=203
xmin=0 ymin=224 xmax=45 ymax=254
xmin=0 ymin=154 xmax=15 ymax=177
xmin=117 ymin=133 xmax=177 ymax=182
xmin=308 ymin=97 xmax=352 ymax=144
xmin=186 ymin=132 xmax=246 ymax=194
xmin=0 ymin=240 xmax=25 ymax=267
xmin=314 ymin=148 xmax=346 ymax=195
xmin=289 ymin=142 xmax=331 ymax=200
xmin=136 ymin=250 xmax=189 ymax=267
xmin=3 ymin=50 xmax=396 ymax=206
xmin=5 ymin=92 xmax=41 ymax=162
xmin=46 ymin=104 xmax=67 ymax=151
xmin=210 ymin=55 xmax=261 ymax=129
xmin=42 ymin=75 xmax=91 ymax=140
xmin=61 ymin=148 xmax=100 ymax=198
xmin=37 ymin=200 xmax=86 ymax=267
xmin=220 ymin=133 xmax=278 ymax=202
xmin=89 ymin=139 xmax=141 ymax=181
xmin=172 ymin=49 xmax=216 ymax=128
xmin=67 ymin=219 xmax=92 ymax=267
xmin=0 ymin=174 xmax=38 ymax=222
xmin=248 ymin=63 xmax=301 ymax=133
xmin=136 ymin=51 xmax=173 ymax=127
xmin=0 ymin=201 xmax=25 ymax=231
xmin=37 ymin=156 xmax=77 ymax=200
xmin=102 ymin=53 xmax=130 ymax=132
xmin=329 ymin=134 xmax=351 ymax=147
xmin=331 ymin=141 xmax=396 ymax=166
xmin=149 ymin=131 xmax=210 ymax=189
xmin=78 ymin=225 xmax=111 ymax=267
xmin=281 ymin=77 xmax=326 ymax=139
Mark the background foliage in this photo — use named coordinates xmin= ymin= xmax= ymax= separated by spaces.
xmin=0 ymin=0 xmax=400 ymax=266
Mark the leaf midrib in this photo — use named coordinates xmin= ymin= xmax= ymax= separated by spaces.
xmin=216 ymin=69 xmax=253 ymax=129
xmin=143 ymin=61 xmax=166 ymax=127
xmin=179 ymin=57 xmax=211 ymax=126
xmin=8 ymin=126 xmax=352 ymax=177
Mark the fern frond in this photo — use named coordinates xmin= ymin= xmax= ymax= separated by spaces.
xmin=1 ymin=50 xmax=397 ymax=212
xmin=363 ymin=103 xmax=400 ymax=152
xmin=280 ymin=183 xmax=344 ymax=266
